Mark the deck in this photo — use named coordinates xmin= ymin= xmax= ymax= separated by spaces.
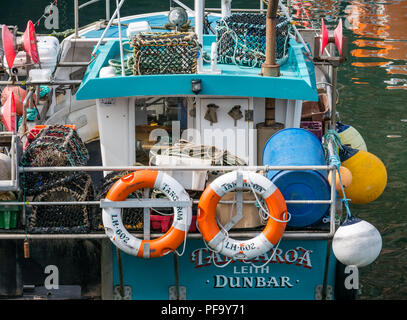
xmin=75 ymin=12 xmax=318 ymax=101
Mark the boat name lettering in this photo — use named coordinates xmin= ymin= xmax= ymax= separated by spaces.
xmin=190 ymin=247 xmax=313 ymax=269
xmin=220 ymin=182 xmax=265 ymax=193
xmin=111 ymin=214 xmax=130 ymax=243
xmin=213 ymin=275 xmax=294 ymax=289
xmin=161 ymin=182 xmax=180 ymax=201
xmin=176 ymin=206 xmax=184 ymax=221
xmin=224 ymin=241 xmax=256 ymax=252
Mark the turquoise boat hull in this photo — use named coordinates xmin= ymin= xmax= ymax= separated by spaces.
xmin=111 ymin=238 xmax=337 ymax=300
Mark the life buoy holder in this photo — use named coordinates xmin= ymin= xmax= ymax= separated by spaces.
xmin=102 ymin=170 xmax=192 ymax=258
xmin=197 ymin=171 xmax=288 ymax=260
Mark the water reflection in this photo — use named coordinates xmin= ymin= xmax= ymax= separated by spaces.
xmin=345 ymin=0 xmax=407 ymax=89
xmin=289 ymin=0 xmax=407 ymax=299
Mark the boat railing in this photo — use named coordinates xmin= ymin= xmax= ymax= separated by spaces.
xmin=74 ymin=0 xmax=112 ymax=37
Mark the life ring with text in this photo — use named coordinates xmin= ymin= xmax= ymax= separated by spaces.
xmin=102 ymin=170 xmax=192 ymax=258
xmin=197 ymin=171 xmax=288 ymax=260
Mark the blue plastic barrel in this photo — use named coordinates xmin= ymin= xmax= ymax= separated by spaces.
xmin=262 ymin=128 xmax=330 ymax=227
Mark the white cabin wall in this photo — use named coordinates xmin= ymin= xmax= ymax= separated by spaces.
xmin=96 ymin=97 xmax=135 ymax=171
xmin=195 ymin=97 xmax=257 ymax=165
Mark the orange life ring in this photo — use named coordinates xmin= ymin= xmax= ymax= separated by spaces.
xmin=197 ymin=171 xmax=288 ymax=260
xmin=102 ymin=170 xmax=192 ymax=258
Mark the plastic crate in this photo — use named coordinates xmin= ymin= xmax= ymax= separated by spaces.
xmin=150 ymin=214 xmax=197 ymax=233
xmin=300 ymin=121 xmax=323 ymax=140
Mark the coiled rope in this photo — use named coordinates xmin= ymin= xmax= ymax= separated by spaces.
xmin=107 ymin=46 xmax=135 ymax=76
xmin=149 ymin=139 xmax=247 ymax=166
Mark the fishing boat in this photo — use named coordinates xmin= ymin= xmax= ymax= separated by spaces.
xmin=0 ymin=0 xmax=386 ymax=301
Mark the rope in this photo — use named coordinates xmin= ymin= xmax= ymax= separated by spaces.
xmin=244 ymin=174 xmax=289 ymax=269
xmin=39 ymin=85 xmax=51 ymax=98
xmin=149 ymin=139 xmax=247 ymax=166
xmin=323 ymin=130 xmax=353 ymax=219
xmin=108 ymin=46 xmax=135 ymax=76
xmin=196 ymin=207 xmax=234 ymax=268
xmin=323 ymin=129 xmax=342 ymax=169
xmin=173 ymin=210 xmax=188 ymax=257
xmin=18 ymin=108 xmax=38 ymax=129
xmin=249 ymin=238 xmax=283 ymax=269
xmin=195 ymin=171 xmax=290 ymax=269
xmin=247 ymin=174 xmax=291 ymax=224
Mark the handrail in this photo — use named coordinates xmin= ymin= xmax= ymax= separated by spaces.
xmin=0 ymin=199 xmax=333 ymax=206
xmin=0 ymin=139 xmax=339 ymax=240
xmin=0 ymin=230 xmax=334 ymax=240
xmin=79 ymin=0 xmax=102 ymax=10
xmin=74 ymin=0 xmax=112 ymax=38
xmin=170 ymin=0 xmax=194 ymax=14
xmin=91 ymin=0 xmax=126 ymax=56
xmin=206 ymin=8 xmax=267 ymax=12
xmin=18 ymin=164 xmax=335 ymax=172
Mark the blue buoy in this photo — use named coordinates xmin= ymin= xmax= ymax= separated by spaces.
xmin=262 ymin=128 xmax=330 ymax=227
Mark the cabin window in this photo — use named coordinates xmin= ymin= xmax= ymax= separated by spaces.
xmin=134 ymin=97 xmax=188 ymax=164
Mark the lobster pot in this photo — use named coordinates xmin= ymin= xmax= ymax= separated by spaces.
xmin=21 ymin=125 xmax=94 ymax=233
xmin=216 ymin=13 xmax=290 ymax=68
xmin=21 ymin=125 xmax=89 ymax=189
xmin=131 ymin=32 xmax=199 ymax=75
xmin=21 ymin=125 xmax=89 ymax=166
xmin=28 ymin=173 xmax=94 ymax=233
xmin=92 ymin=171 xmax=144 ymax=232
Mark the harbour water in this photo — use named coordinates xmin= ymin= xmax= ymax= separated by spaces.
xmin=1 ymin=0 xmax=406 ymax=299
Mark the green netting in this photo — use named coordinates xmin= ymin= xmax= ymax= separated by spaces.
xmin=21 ymin=125 xmax=94 ymax=234
xmin=216 ymin=13 xmax=290 ymax=68
xmin=131 ymin=32 xmax=199 ymax=75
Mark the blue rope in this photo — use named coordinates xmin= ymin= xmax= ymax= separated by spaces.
xmin=39 ymin=85 xmax=50 ymax=98
xmin=18 ymin=108 xmax=38 ymax=129
xmin=337 ymin=168 xmax=353 ymax=219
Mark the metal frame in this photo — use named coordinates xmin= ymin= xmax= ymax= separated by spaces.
xmin=74 ymin=0 xmax=112 ymax=38
xmin=0 ymin=1 xmax=340 ymax=241
xmin=0 ymin=146 xmax=339 ymax=240
xmin=0 ymin=133 xmax=20 ymax=191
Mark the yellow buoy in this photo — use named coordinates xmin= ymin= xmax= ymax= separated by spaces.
xmin=337 ymin=122 xmax=367 ymax=151
xmin=339 ymin=147 xmax=387 ymax=204
xmin=328 ymin=166 xmax=353 ymax=192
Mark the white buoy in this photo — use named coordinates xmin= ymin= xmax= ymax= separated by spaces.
xmin=332 ymin=216 xmax=382 ymax=267
xmin=0 ymin=153 xmax=11 ymax=180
